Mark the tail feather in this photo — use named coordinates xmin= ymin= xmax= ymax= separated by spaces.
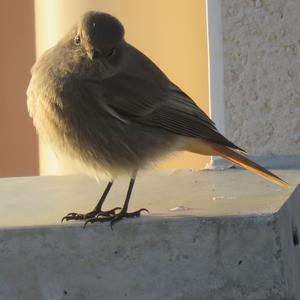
xmin=209 ymin=143 xmax=290 ymax=189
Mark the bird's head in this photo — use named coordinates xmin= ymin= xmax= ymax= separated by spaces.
xmin=75 ymin=11 xmax=125 ymax=61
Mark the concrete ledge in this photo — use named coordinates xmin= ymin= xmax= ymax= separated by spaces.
xmin=0 ymin=170 xmax=299 ymax=299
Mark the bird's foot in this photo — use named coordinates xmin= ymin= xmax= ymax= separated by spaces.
xmin=61 ymin=207 xmax=121 ymax=223
xmin=84 ymin=208 xmax=149 ymax=228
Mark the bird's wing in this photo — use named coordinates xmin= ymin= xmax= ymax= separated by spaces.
xmin=85 ymin=74 xmax=243 ymax=151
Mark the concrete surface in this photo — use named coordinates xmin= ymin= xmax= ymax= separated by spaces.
xmin=221 ymin=0 xmax=300 ymax=155
xmin=0 ymin=169 xmax=299 ymax=299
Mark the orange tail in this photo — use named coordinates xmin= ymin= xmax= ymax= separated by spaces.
xmin=208 ymin=143 xmax=290 ymax=188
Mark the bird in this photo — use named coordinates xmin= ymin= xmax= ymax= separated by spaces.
xmin=27 ymin=11 xmax=289 ymax=227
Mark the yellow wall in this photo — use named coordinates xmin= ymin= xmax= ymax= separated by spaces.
xmin=35 ymin=0 xmax=209 ymax=174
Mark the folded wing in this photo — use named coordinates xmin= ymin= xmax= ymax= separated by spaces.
xmin=86 ymin=74 xmax=244 ymax=151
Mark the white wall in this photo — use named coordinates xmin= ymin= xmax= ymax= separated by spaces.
xmin=221 ymin=0 xmax=300 ymax=157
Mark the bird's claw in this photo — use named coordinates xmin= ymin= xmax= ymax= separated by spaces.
xmin=61 ymin=207 xmax=121 ymax=223
xmin=83 ymin=208 xmax=149 ymax=229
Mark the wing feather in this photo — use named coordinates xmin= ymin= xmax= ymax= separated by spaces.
xmin=85 ymin=74 xmax=244 ymax=151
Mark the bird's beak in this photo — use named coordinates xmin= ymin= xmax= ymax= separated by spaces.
xmin=87 ymin=49 xmax=102 ymax=61
xmin=87 ymin=49 xmax=94 ymax=61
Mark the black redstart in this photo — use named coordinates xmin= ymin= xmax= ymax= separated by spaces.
xmin=27 ymin=11 xmax=289 ymax=226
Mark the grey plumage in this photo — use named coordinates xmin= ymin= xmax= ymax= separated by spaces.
xmin=27 ymin=11 xmax=240 ymax=177
xmin=27 ymin=11 xmax=289 ymax=226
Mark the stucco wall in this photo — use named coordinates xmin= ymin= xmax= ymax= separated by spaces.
xmin=221 ymin=0 xmax=300 ymax=156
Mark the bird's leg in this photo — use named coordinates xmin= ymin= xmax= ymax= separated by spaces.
xmin=61 ymin=181 xmax=121 ymax=222
xmin=84 ymin=176 xmax=149 ymax=227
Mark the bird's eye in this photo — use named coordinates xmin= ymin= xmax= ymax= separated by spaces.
xmin=74 ymin=35 xmax=81 ymax=45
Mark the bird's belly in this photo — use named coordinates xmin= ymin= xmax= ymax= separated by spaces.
xmin=29 ymin=98 xmax=180 ymax=178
